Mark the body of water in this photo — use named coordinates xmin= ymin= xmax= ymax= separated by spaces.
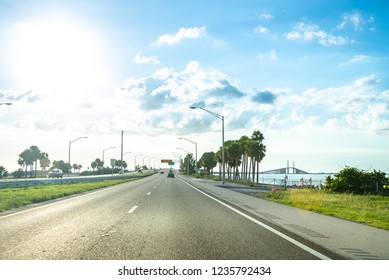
xmin=256 ymin=173 xmax=333 ymax=187
xmin=213 ymin=172 xmax=334 ymax=187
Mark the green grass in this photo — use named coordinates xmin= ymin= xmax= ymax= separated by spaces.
xmin=0 ymin=178 xmax=138 ymax=212
xmin=265 ymin=189 xmax=389 ymax=230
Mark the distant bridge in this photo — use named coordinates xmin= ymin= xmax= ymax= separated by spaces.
xmin=259 ymin=167 xmax=309 ymax=175
xmin=259 ymin=161 xmax=309 ymax=174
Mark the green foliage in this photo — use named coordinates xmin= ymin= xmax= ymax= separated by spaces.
xmin=208 ymin=130 xmax=266 ymax=183
xmin=0 ymin=166 xmax=8 ymax=178
xmin=198 ymin=152 xmax=217 ymax=174
xmin=91 ymin=158 xmax=104 ymax=171
xmin=12 ymin=169 xmax=24 ymax=179
xmin=182 ymin=153 xmax=196 ymax=175
xmin=266 ymin=189 xmax=389 ymax=230
xmin=51 ymin=160 xmax=71 ymax=173
xmin=0 ymin=178 xmax=138 ymax=212
xmin=324 ymin=166 xmax=387 ymax=195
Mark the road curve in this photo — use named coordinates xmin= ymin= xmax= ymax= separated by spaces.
xmin=0 ymin=173 xmax=329 ymax=260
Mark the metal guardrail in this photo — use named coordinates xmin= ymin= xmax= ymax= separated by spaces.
xmin=0 ymin=173 xmax=155 ymax=189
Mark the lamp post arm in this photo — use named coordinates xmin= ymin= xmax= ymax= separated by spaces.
xmin=199 ymin=107 xmax=222 ymax=120
xmin=68 ymin=136 xmax=88 ymax=165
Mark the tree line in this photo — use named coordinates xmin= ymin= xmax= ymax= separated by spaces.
xmin=1 ymin=130 xmax=266 ymax=181
xmin=182 ymin=130 xmax=266 ymax=184
xmin=0 ymin=145 xmax=130 ymax=178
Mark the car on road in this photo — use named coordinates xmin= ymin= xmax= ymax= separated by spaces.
xmin=167 ymin=169 xmax=174 ymax=178
xmin=48 ymin=169 xmax=63 ymax=178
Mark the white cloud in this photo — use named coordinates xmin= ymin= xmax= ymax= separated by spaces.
xmin=286 ymin=22 xmax=348 ymax=46
xmin=259 ymin=13 xmax=273 ymax=20
xmin=154 ymin=26 xmax=206 ymax=46
xmin=337 ymin=11 xmax=375 ymax=31
xmin=303 ymin=76 xmax=380 ymax=112
xmin=132 ymin=51 xmax=160 ymax=64
xmin=345 ymin=103 xmax=389 ymax=131
xmin=340 ymin=54 xmax=370 ymax=66
xmin=291 ymin=107 xmax=304 ymax=122
xmin=278 ymin=75 xmax=389 ymax=132
xmin=118 ymin=61 xmax=250 ymax=134
xmin=254 ymin=25 xmax=269 ymax=34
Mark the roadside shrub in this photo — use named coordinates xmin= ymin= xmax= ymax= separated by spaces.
xmin=12 ymin=169 xmax=25 ymax=179
xmin=324 ymin=166 xmax=387 ymax=195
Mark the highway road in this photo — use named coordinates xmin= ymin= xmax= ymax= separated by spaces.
xmin=0 ymin=172 xmax=338 ymax=260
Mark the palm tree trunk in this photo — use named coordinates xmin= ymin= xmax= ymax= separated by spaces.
xmin=256 ymin=161 xmax=259 ymax=184
xmin=251 ymin=158 xmax=256 ymax=183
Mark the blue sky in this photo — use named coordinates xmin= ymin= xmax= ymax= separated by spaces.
xmin=0 ymin=0 xmax=388 ymax=173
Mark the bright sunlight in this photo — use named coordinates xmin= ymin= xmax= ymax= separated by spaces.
xmin=8 ymin=18 xmax=104 ymax=96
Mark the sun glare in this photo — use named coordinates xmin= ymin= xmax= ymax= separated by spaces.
xmin=9 ymin=19 xmax=104 ymax=96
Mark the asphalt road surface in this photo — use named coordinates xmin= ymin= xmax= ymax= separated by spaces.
xmin=0 ymin=173 xmax=335 ymax=260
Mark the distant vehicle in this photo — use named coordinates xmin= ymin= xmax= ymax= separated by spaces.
xmin=167 ymin=169 xmax=174 ymax=178
xmin=160 ymin=170 xmax=164 ymax=174
xmin=118 ymin=170 xmax=124 ymax=174
xmin=48 ymin=169 xmax=63 ymax=178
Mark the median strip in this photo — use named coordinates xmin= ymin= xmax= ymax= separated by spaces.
xmin=0 ymin=177 xmax=146 ymax=213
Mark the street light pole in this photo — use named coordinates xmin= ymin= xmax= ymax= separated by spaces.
xmin=68 ymin=136 xmax=88 ymax=166
xmin=143 ymin=155 xmax=149 ymax=169
xmin=190 ymin=106 xmax=225 ymax=184
xmin=120 ymin=131 xmax=124 ymax=172
xmin=122 ymin=151 xmax=131 ymax=173
xmin=102 ymin=146 xmax=115 ymax=174
xmin=179 ymin=137 xmax=197 ymax=173
xmin=177 ymin=148 xmax=190 ymax=175
xmin=134 ymin=154 xmax=142 ymax=170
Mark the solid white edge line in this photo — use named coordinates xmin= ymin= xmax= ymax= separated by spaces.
xmin=179 ymin=178 xmax=332 ymax=260
xmin=128 ymin=205 xmax=138 ymax=214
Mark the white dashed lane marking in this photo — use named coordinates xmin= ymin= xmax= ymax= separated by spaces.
xmin=128 ymin=205 xmax=138 ymax=214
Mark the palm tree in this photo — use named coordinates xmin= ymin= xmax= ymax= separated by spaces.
xmin=246 ymin=139 xmax=258 ymax=182
xmin=91 ymin=161 xmax=97 ymax=171
xmin=215 ymin=149 xmax=222 ymax=180
xmin=39 ymin=152 xmax=50 ymax=176
xmin=226 ymin=140 xmax=243 ymax=181
xmin=251 ymin=130 xmax=266 ymax=184
xmin=200 ymin=131 xmax=266 ymax=184
xmin=29 ymin=146 xmax=42 ymax=177
xmin=92 ymin=158 xmax=104 ymax=171
xmin=18 ymin=148 xmax=35 ymax=177
xmin=0 ymin=166 xmax=8 ymax=178
xmin=238 ymin=135 xmax=250 ymax=181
